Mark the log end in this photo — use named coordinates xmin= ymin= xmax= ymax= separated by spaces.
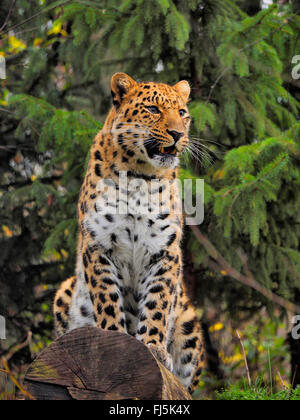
xmin=22 ymin=327 xmax=191 ymax=400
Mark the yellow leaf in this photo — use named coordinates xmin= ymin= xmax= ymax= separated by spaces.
xmin=0 ymin=51 xmax=6 ymax=57
xmin=31 ymin=175 xmax=37 ymax=182
xmin=209 ymin=322 xmax=224 ymax=332
xmin=257 ymin=344 xmax=264 ymax=353
xmin=51 ymin=250 xmax=61 ymax=261
xmin=2 ymin=225 xmax=13 ymax=238
xmin=213 ymin=169 xmax=225 ymax=180
xmin=220 ymin=270 xmax=227 ymax=276
xmin=48 ymin=22 xmax=62 ymax=36
xmin=8 ymin=36 xmax=26 ymax=53
xmin=33 ymin=38 xmax=43 ymax=47
xmin=219 ymin=350 xmax=245 ymax=364
xmin=218 ymin=169 xmax=225 ymax=179
xmin=0 ymin=100 xmax=8 ymax=106
xmin=61 ymin=249 xmax=69 ymax=259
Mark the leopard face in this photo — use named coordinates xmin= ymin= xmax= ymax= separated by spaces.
xmin=110 ymin=73 xmax=191 ymax=169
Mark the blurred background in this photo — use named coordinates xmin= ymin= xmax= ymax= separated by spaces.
xmin=0 ymin=0 xmax=300 ymax=400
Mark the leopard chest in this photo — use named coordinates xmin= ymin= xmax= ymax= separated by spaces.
xmin=83 ymin=186 xmax=181 ymax=289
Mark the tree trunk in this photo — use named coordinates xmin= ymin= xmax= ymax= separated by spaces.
xmin=20 ymin=327 xmax=191 ymax=401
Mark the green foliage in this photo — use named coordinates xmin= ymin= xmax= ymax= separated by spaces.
xmin=9 ymin=94 xmax=101 ymax=171
xmin=200 ymin=127 xmax=300 ymax=302
xmin=216 ymin=383 xmax=300 ymax=401
xmin=189 ymin=102 xmax=217 ymax=133
xmin=6 ymin=94 xmax=102 ymax=259
xmin=1 ymin=0 xmax=300 ymax=391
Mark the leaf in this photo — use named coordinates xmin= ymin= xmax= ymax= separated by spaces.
xmin=2 ymin=225 xmax=13 ymax=238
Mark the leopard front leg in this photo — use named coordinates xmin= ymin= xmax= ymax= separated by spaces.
xmin=80 ymin=241 xmax=127 ymax=333
xmin=135 ymin=253 xmax=180 ymax=372
xmin=54 ymin=276 xmax=77 ymax=337
xmin=169 ymin=294 xmax=206 ymax=394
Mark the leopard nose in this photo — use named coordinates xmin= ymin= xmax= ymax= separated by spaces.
xmin=166 ymin=129 xmax=184 ymax=143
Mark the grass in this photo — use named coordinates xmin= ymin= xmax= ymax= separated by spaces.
xmin=216 ymin=381 xmax=300 ymax=400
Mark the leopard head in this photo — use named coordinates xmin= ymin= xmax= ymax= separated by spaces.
xmin=110 ymin=73 xmax=191 ymax=169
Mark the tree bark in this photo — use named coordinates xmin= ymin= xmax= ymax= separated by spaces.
xmin=20 ymin=327 xmax=191 ymax=400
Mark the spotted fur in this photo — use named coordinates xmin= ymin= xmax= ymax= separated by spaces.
xmin=54 ymin=73 xmax=205 ymax=393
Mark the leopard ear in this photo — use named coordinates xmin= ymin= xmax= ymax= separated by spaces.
xmin=173 ymin=80 xmax=191 ymax=103
xmin=111 ymin=73 xmax=137 ymax=108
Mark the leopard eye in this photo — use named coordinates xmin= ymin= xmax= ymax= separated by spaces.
xmin=146 ymin=106 xmax=160 ymax=114
xmin=179 ymin=109 xmax=187 ymax=117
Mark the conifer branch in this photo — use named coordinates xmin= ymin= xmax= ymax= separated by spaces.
xmin=206 ymin=8 xmax=300 ymax=103
xmin=190 ymin=225 xmax=300 ymax=314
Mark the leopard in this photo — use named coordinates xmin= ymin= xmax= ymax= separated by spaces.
xmin=53 ymin=73 xmax=205 ymax=394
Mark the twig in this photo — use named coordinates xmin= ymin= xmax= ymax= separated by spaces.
xmin=0 ymin=331 xmax=34 ymax=400
xmin=2 ymin=331 xmax=32 ymax=362
xmin=1 ymin=359 xmax=35 ymax=400
xmin=190 ymin=224 xmax=300 ymax=314
xmin=236 ymin=329 xmax=251 ymax=387
xmin=0 ymin=0 xmax=17 ymax=32
xmin=0 ymin=0 xmax=72 ymax=36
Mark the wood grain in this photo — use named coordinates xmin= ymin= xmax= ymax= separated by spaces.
xmin=22 ymin=327 xmax=191 ymax=400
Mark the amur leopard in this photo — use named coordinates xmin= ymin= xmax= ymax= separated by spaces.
xmin=54 ymin=73 xmax=205 ymax=393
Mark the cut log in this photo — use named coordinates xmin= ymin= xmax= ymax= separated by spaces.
xmin=22 ymin=327 xmax=191 ymax=400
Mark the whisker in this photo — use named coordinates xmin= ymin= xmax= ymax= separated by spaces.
xmin=189 ymin=142 xmax=221 ymax=157
xmin=185 ymin=146 xmax=203 ymax=164
xmin=189 ymin=137 xmax=227 ymax=149
xmin=188 ymin=140 xmax=223 ymax=160
xmin=185 ymin=144 xmax=215 ymax=167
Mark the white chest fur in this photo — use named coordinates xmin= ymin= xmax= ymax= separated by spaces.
xmin=70 ymin=176 xmax=182 ymax=334
xmin=83 ymin=177 xmax=181 ymax=289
